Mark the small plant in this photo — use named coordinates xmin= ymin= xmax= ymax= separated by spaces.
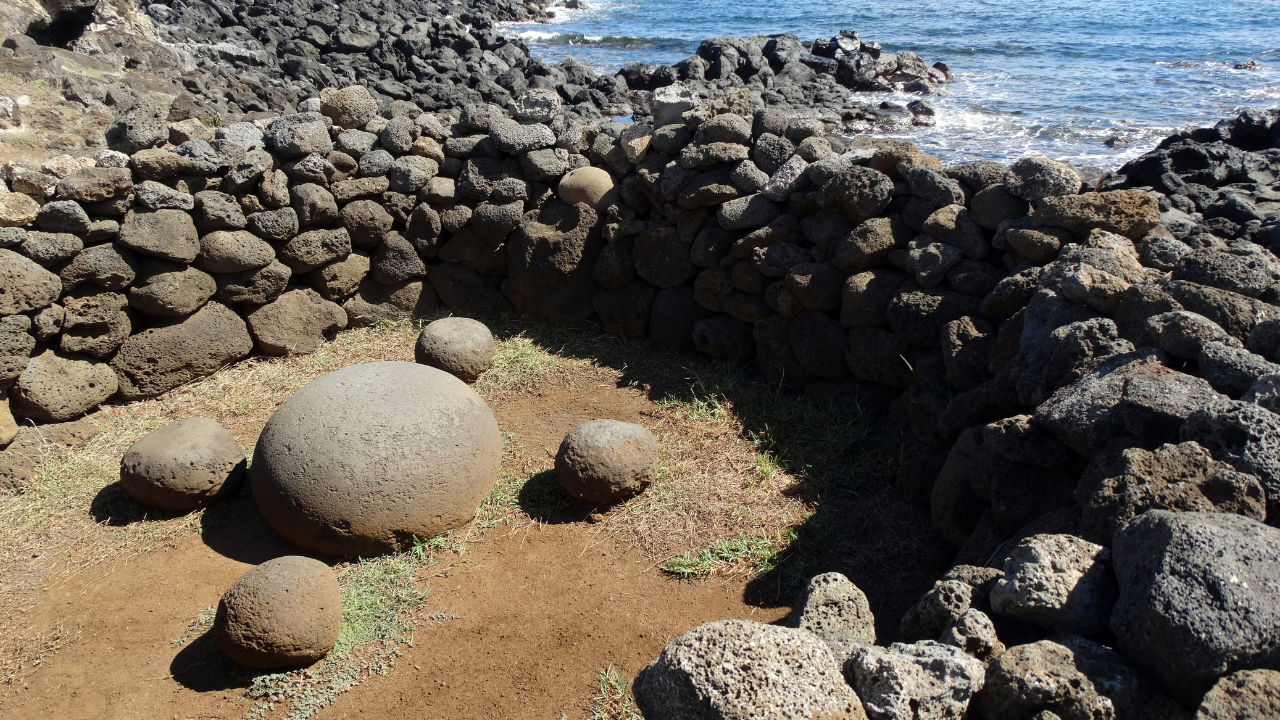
xmin=659 ymin=528 xmax=797 ymax=579
xmin=171 ymin=605 xmax=217 ymax=647
xmin=746 ymin=427 xmax=781 ymax=484
xmin=588 ymin=665 xmax=641 ymax=720
xmin=199 ymin=114 xmax=224 ymax=127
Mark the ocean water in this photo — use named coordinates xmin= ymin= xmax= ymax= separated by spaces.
xmin=502 ymin=0 xmax=1280 ymax=168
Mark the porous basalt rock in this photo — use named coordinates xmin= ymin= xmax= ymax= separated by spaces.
xmin=633 ymin=619 xmax=867 ymax=720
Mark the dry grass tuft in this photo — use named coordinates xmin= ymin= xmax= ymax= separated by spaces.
xmin=0 ymin=621 xmax=78 ymax=689
xmin=586 ymin=665 xmax=642 ymax=720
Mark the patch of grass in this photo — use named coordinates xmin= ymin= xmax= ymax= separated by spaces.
xmin=171 ymin=605 xmax=217 ymax=647
xmin=474 ymin=329 xmax=599 ymax=398
xmin=587 ymin=665 xmax=641 ymax=720
xmin=659 ymin=528 xmax=798 ymax=579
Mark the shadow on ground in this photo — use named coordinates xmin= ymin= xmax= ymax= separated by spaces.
xmin=198 ymin=484 xmax=307 ymax=566
xmin=489 ymin=315 xmax=953 ymax=642
xmin=89 ymin=481 xmax=190 ymax=526
xmin=170 ymin=628 xmax=253 ymax=693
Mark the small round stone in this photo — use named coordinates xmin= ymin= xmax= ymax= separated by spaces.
xmin=557 ymin=166 xmax=619 ymax=211
xmin=214 ymin=556 xmax=342 ymax=669
xmin=120 ymin=417 xmax=245 ymax=509
xmin=413 ymin=317 xmax=496 ymax=383
xmin=555 ymin=419 xmax=658 ymax=505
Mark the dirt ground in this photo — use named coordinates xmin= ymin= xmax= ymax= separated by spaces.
xmin=0 ymin=319 xmax=946 ymax=719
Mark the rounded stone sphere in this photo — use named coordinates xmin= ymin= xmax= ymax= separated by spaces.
xmin=120 ymin=417 xmax=245 ymax=510
xmin=557 ymin=166 xmax=619 ymax=211
xmin=250 ymin=361 xmax=501 ymax=556
xmin=414 ymin=317 xmax=496 ymax=383
xmin=555 ymin=419 xmax=658 ymax=505
xmin=214 ymin=555 xmax=342 ymax=669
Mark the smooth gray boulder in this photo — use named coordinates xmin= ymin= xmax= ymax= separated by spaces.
xmin=120 ymin=417 xmax=245 ymax=509
xmin=633 ymin=619 xmax=867 ymax=720
xmin=555 ymin=419 xmax=658 ymax=505
xmin=1111 ymin=510 xmax=1280 ymax=703
xmin=250 ymin=362 xmax=501 ymax=556
xmin=413 ymin=317 xmax=495 ymax=383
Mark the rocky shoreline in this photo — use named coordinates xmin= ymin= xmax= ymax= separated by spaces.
xmin=0 ymin=0 xmax=943 ymax=160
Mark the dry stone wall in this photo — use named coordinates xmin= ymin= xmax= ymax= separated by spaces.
xmin=0 ymin=88 xmax=1279 ymax=516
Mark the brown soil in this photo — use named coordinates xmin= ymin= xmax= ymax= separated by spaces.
xmin=0 ymin=320 xmax=948 ymax=719
xmin=0 ymin=374 xmax=789 ymax=720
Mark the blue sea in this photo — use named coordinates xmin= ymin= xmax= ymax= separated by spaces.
xmin=501 ymin=0 xmax=1280 ymax=169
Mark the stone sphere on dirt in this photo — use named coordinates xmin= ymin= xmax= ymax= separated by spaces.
xmin=250 ymin=361 xmax=501 ymax=556
xmin=214 ymin=555 xmax=342 ymax=669
xmin=555 ymin=419 xmax=658 ymax=505
xmin=414 ymin=317 xmax=496 ymax=383
xmin=119 ymin=417 xmax=245 ymax=510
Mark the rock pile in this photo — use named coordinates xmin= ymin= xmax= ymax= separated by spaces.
xmin=640 ymin=549 xmax=1280 ymax=719
xmin=1 ymin=0 xmax=944 ymax=162
xmin=624 ymin=105 xmax=1280 ymax=719
xmin=0 ymin=90 xmax=1274 ymax=462
xmin=621 ymin=30 xmax=949 ymax=131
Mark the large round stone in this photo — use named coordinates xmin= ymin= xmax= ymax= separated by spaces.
xmin=557 ymin=166 xmax=619 ymax=211
xmin=414 ymin=317 xmax=496 ymax=383
xmin=555 ymin=419 xmax=657 ymax=505
xmin=120 ymin=417 xmax=245 ymax=509
xmin=251 ymin=361 xmax=501 ymax=556
xmin=214 ymin=556 xmax=342 ymax=669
